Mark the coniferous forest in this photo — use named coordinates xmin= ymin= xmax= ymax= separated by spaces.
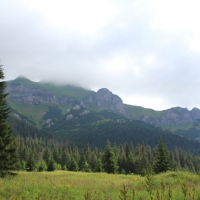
xmin=10 ymin=116 xmax=200 ymax=175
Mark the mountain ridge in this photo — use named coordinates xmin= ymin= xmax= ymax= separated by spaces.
xmin=6 ymin=76 xmax=200 ymax=140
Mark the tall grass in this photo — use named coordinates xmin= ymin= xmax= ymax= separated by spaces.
xmin=0 ymin=171 xmax=200 ymax=199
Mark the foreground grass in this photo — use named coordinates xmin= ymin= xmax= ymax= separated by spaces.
xmin=0 ymin=171 xmax=200 ymax=199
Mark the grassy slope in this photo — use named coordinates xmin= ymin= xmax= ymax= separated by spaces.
xmin=124 ymin=104 xmax=197 ymax=132
xmin=160 ymin=123 xmax=192 ymax=131
xmin=8 ymin=76 xmax=93 ymax=98
xmin=0 ymin=171 xmax=200 ymax=200
xmin=124 ymin=104 xmax=164 ymax=119
xmin=8 ymin=77 xmax=127 ymax=130
xmin=7 ymin=77 xmax=94 ymax=127
xmin=39 ymin=82 xmax=93 ymax=98
xmin=8 ymin=100 xmax=48 ymax=127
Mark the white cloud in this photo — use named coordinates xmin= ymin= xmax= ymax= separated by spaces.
xmin=2 ymin=0 xmax=200 ymax=110
xmin=21 ymin=0 xmax=118 ymax=38
xmin=123 ymin=94 xmax=165 ymax=110
xmin=148 ymin=0 xmax=200 ymax=32
xmin=189 ymin=33 xmax=200 ymax=52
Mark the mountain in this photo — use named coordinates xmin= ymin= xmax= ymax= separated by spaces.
xmin=126 ymin=105 xmax=200 ymax=125
xmin=6 ymin=76 xmax=200 ymax=140
xmin=125 ymin=105 xmax=200 ymax=140
xmin=6 ymin=77 xmax=127 ymax=123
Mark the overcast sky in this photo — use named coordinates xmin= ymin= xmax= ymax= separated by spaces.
xmin=1 ymin=0 xmax=200 ymax=110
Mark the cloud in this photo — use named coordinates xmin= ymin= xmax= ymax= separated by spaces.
xmin=1 ymin=0 xmax=200 ymax=110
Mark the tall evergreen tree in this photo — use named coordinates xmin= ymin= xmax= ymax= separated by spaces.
xmin=47 ymin=159 xmax=56 ymax=171
xmin=102 ymin=141 xmax=118 ymax=174
xmin=95 ymin=158 xmax=103 ymax=172
xmin=68 ymin=157 xmax=79 ymax=171
xmin=0 ymin=65 xmax=19 ymax=177
xmin=26 ymin=152 xmax=36 ymax=171
xmin=154 ymin=139 xmax=170 ymax=174
xmin=43 ymin=147 xmax=52 ymax=165
xmin=37 ymin=159 xmax=47 ymax=172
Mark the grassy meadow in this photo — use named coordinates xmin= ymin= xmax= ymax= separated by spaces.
xmin=1 ymin=171 xmax=200 ymax=199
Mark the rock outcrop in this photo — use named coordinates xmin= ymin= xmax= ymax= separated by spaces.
xmin=80 ymin=110 xmax=90 ymax=116
xmin=92 ymin=88 xmax=127 ymax=116
xmin=140 ymin=107 xmax=200 ymax=125
xmin=6 ymin=83 xmax=56 ymax=105
xmin=66 ymin=114 xmax=73 ymax=120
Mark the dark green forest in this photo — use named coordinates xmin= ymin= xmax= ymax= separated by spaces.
xmin=9 ymin=117 xmax=200 ymax=175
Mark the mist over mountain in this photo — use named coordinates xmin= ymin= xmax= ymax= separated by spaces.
xmin=6 ymin=76 xmax=200 ymax=142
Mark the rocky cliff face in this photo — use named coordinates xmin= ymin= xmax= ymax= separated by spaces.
xmin=6 ymin=83 xmax=57 ymax=105
xmin=140 ymin=107 xmax=200 ymax=125
xmin=92 ymin=88 xmax=127 ymax=116
xmin=6 ymin=79 xmax=127 ymax=116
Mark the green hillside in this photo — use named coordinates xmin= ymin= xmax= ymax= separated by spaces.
xmin=8 ymin=100 xmax=47 ymax=127
xmin=7 ymin=76 xmax=93 ymax=98
xmin=125 ymin=104 xmax=164 ymax=118
xmin=7 ymin=77 xmax=200 ymax=141
xmin=125 ymin=104 xmax=200 ymax=140
xmin=7 ymin=77 xmax=94 ymax=128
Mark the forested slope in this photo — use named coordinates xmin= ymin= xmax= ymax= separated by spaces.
xmin=10 ymin=116 xmax=200 ymax=155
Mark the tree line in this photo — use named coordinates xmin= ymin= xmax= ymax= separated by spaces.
xmin=13 ymin=135 xmax=200 ymax=175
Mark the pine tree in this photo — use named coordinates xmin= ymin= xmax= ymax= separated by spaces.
xmin=95 ymin=158 xmax=103 ymax=172
xmin=154 ymin=139 xmax=170 ymax=174
xmin=26 ymin=152 xmax=36 ymax=171
xmin=37 ymin=159 xmax=47 ymax=172
xmin=68 ymin=157 xmax=79 ymax=171
xmin=43 ymin=147 xmax=52 ymax=165
xmin=102 ymin=141 xmax=118 ymax=174
xmin=53 ymin=148 xmax=61 ymax=164
xmin=47 ymin=159 xmax=56 ymax=171
xmin=61 ymin=149 xmax=70 ymax=167
xmin=0 ymin=65 xmax=19 ymax=177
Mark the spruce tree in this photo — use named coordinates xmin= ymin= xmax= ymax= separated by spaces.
xmin=26 ymin=152 xmax=36 ymax=171
xmin=37 ymin=159 xmax=47 ymax=172
xmin=47 ymin=159 xmax=56 ymax=171
xmin=0 ymin=65 xmax=19 ymax=177
xmin=43 ymin=147 xmax=52 ymax=165
xmin=68 ymin=157 xmax=79 ymax=171
xmin=154 ymin=139 xmax=170 ymax=174
xmin=102 ymin=141 xmax=118 ymax=174
xmin=95 ymin=158 xmax=103 ymax=172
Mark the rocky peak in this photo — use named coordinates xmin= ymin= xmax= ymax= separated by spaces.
xmin=96 ymin=88 xmax=113 ymax=99
xmin=140 ymin=107 xmax=200 ymax=125
xmin=191 ymin=107 xmax=200 ymax=119
xmin=163 ymin=107 xmax=192 ymax=124
xmin=95 ymin=88 xmax=127 ymax=116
